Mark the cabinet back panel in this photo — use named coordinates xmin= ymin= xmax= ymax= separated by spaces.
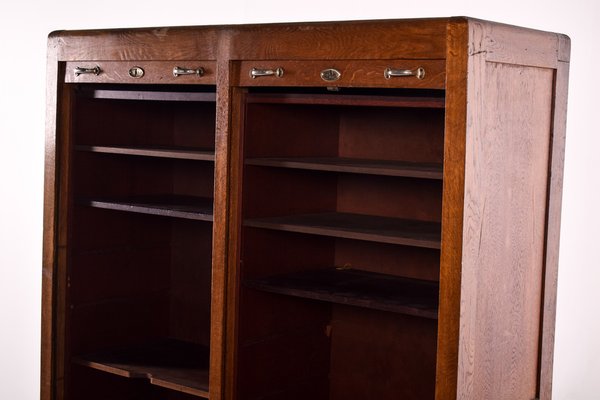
xmin=169 ymin=220 xmax=213 ymax=346
xmin=70 ymin=365 xmax=162 ymax=400
xmin=173 ymin=162 xmax=214 ymax=198
xmin=73 ymin=153 xmax=214 ymax=199
xmin=74 ymin=97 xmax=216 ymax=149
xmin=71 ymin=206 xmax=172 ymax=254
xmin=334 ymin=239 xmax=440 ymax=281
xmin=238 ymin=227 xmax=333 ymax=398
xmin=237 ymin=290 xmax=331 ymax=399
xmin=241 ymin=228 xmax=335 ymax=279
xmin=69 ymin=293 xmax=170 ymax=356
xmin=70 ymin=246 xmax=171 ymax=306
xmin=69 ymin=210 xmax=170 ymax=356
xmin=244 ymin=103 xmax=339 ymax=158
xmin=70 ymin=365 xmax=205 ymax=400
xmin=68 ymin=209 xmax=213 ymax=350
xmin=242 ymin=167 xmax=337 ymax=219
xmin=339 ymin=107 xmax=444 ymax=163
xmin=329 ymin=306 xmax=437 ymax=400
xmin=336 ymin=174 xmax=442 ymax=222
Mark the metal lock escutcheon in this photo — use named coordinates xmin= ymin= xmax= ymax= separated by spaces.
xmin=320 ymin=68 xmax=341 ymax=82
xmin=128 ymin=66 xmax=145 ymax=79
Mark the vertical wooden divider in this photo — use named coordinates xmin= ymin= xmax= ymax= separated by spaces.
xmin=435 ymin=17 xmax=468 ymax=400
xmin=209 ymin=50 xmax=233 ymax=399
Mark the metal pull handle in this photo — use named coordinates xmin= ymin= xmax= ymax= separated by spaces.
xmin=250 ymin=67 xmax=284 ymax=79
xmin=173 ymin=66 xmax=205 ymax=77
xmin=384 ymin=67 xmax=425 ymax=80
xmin=74 ymin=66 xmax=101 ymax=76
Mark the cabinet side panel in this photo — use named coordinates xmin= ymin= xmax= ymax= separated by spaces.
xmin=41 ymin=39 xmax=61 ymax=400
xmin=539 ymin=59 xmax=569 ymax=400
xmin=459 ymin=61 xmax=554 ymax=399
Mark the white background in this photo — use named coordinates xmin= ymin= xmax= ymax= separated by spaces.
xmin=0 ymin=0 xmax=598 ymax=398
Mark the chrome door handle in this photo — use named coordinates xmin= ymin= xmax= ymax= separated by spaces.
xmin=384 ymin=67 xmax=425 ymax=80
xmin=173 ymin=66 xmax=205 ymax=77
xmin=74 ymin=66 xmax=101 ymax=76
xmin=250 ymin=67 xmax=284 ymax=79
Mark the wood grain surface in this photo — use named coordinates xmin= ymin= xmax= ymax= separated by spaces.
xmin=538 ymin=58 xmax=570 ymax=400
xmin=237 ymin=59 xmax=445 ymax=89
xmin=42 ymin=16 xmax=570 ymax=400
xmin=64 ymin=61 xmax=216 ymax=85
xmin=457 ymin=23 xmax=555 ymax=400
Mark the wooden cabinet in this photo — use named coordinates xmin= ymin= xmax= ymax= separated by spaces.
xmin=42 ymin=18 xmax=570 ymax=400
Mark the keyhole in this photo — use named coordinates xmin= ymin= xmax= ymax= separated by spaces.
xmin=128 ymin=66 xmax=145 ymax=78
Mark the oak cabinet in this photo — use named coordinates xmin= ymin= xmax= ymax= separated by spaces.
xmin=42 ymin=17 xmax=570 ymax=400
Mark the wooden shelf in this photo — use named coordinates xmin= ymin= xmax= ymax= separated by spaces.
xmin=73 ymin=339 xmax=209 ymax=398
xmin=246 ymin=268 xmax=439 ymax=319
xmin=245 ymin=157 xmax=443 ymax=179
xmin=75 ymin=145 xmax=215 ymax=161
xmin=244 ymin=212 xmax=440 ymax=249
xmin=82 ymin=195 xmax=213 ymax=221
xmin=246 ymin=93 xmax=445 ymax=108
xmin=87 ymin=89 xmax=216 ymax=102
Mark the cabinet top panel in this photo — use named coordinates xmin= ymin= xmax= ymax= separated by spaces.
xmin=48 ymin=17 xmax=569 ymax=69
xmin=49 ymin=18 xmax=449 ymax=61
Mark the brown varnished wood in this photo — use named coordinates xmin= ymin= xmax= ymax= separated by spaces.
xmin=41 ymin=36 xmax=61 ymax=400
xmin=50 ymin=27 xmax=218 ymax=61
xmin=54 ymin=83 xmax=75 ymax=400
xmin=244 ymin=212 xmax=441 ymax=249
xmin=329 ymin=306 xmax=438 ymax=400
xmin=237 ymin=221 xmax=334 ymax=398
xmin=338 ymin=106 xmax=445 ymax=164
xmin=85 ymin=89 xmax=216 ymax=102
xmin=236 ymin=290 xmax=331 ymax=399
xmin=82 ymin=195 xmax=214 ymax=221
xmin=69 ymin=244 xmax=170 ymax=306
xmin=243 ymin=102 xmax=340 ymax=159
xmin=64 ymin=61 xmax=216 ymax=84
xmin=73 ymin=93 xmax=216 ymax=150
xmin=334 ymin=240 xmax=440 ymax=281
xmin=245 ymin=157 xmax=443 ymax=179
xmin=43 ymin=17 xmax=570 ymax=400
xmin=69 ymin=365 xmax=160 ymax=400
xmin=74 ymin=145 xmax=215 ymax=161
xmin=245 ymin=268 xmax=440 ymax=318
xmin=60 ymin=71 xmax=217 ymax=400
xmin=50 ymin=18 xmax=567 ymax=68
xmin=243 ymin=167 xmax=337 ymax=219
xmin=240 ymin=228 xmax=336 ymax=281
xmin=539 ymin=59 xmax=570 ymax=400
xmin=73 ymin=339 xmax=210 ymax=398
xmin=220 ymin=82 xmax=245 ymax=400
xmin=52 ymin=19 xmax=446 ymax=62
xmin=169 ymin=221 xmax=214 ymax=347
xmin=66 ymin=207 xmax=213 ymax=396
xmin=72 ymin=153 xmax=214 ymax=200
xmin=336 ymin=174 xmax=443 ymax=222
xmin=435 ymin=18 xmax=468 ymax=400
xmin=67 ymin=208 xmax=171 ymax=358
xmin=245 ymin=92 xmax=445 ymax=108
xmin=226 ymin=19 xmax=449 ymax=60
xmin=237 ymin=59 xmax=445 ymax=89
